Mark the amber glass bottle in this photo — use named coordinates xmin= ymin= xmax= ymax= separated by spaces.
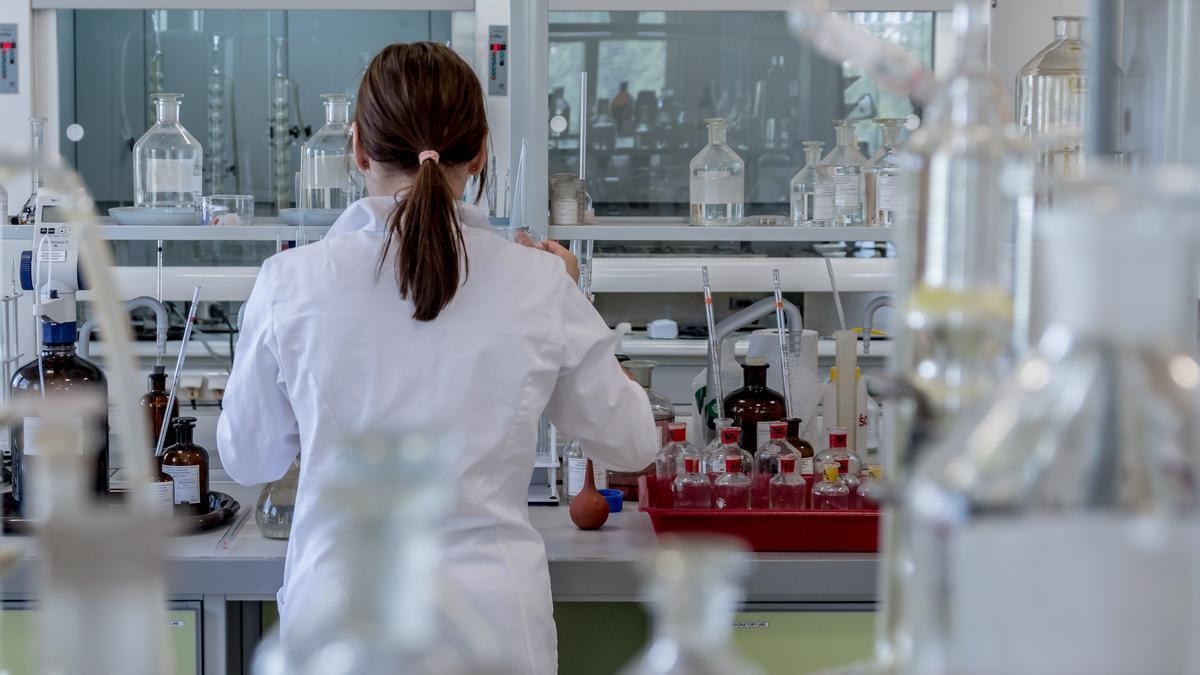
xmin=160 ymin=417 xmax=210 ymax=516
xmin=722 ymin=357 xmax=786 ymax=453
xmin=141 ymin=366 xmax=179 ymax=449
xmin=9 ymin=321 xmax=108 ymax=516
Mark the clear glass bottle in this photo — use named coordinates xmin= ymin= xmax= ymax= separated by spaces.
xmin=10 ymin=321 xmax=108 ymax=517
xmin=723 ymin=357 xmax=787 ymax=454
xmin=769 ymin=455 xmax=807 ymax=510
xmin=301 ymin=94 xmax=358 ymax=212
xmin=820 ymin=120 xmax=868 ymax=225
xmin=857 ymin=464 xmax=884 ymax=510
xmin=713 ymin=455 xmax=751 ymax=510
xmin=17 ymin=117 xmax=46 ymax=224
xmin=256 ymin=457 xmax=299 ymax=539
xmin=865 ymin=118 xmax=906 ymax=226
xmin=816 ymin=426 xmax=862 ymax=506
xmin=617 ymin=537 xmax=762 ymax=675
xmin=1017 ymin=16 xmax=1086 ymax=182
xmin=811 ymin=462 xmax=849 ymax=510
xmin=751 ymin=421 xmax=797 ymax=509
xmin=672 ymin=455 xmax=713 ymax=509
xmin=655 ymin=422 xmax=694 ymax=508
xmin=689 ymin=118 xmax=745 ymax=226
xmin=564 ymin=438 xmax=588 ymax=499
xmin=790 ymin=140 xmax=836 ymax=226
xmin=703 ymin=418 xmax=735 ymax=479
xmin=609 ymin=360 xmax=675 ymax=500
xmin=160 ymin=417 xmax=209 ymax=516
xmin=133 ymin=93 xmax=203 ymax=209
xmin=207 ymin=35 xmax=229 ymax=196
xmin=903 ymin=167 xmax=1200 ymax=674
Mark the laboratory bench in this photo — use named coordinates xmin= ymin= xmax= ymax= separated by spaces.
xmin=0 ymin=480 xmax=878 ymax=674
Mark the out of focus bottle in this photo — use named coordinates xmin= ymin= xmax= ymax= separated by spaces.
xmin=300 ymin=93 xmax=358 ymax=212
xmin=723 ymin=358 xmax=786 ymax=454
xmin=689 ymin=118 xmax=745 ymax=225
xmin=790 ymin=141 xmax=836 ymax=225
xmin=17 ymin=117 xmax=46 ymax=224
xmin=857 ymin=465 xmax=884 ymax=510
xmin=609 ymin=360 xmax=674 ymax=501
xmin=672 ymin=455 xmax=713 ymax=509
xmin=10 ymin=321 xmax=108 ymax=517
xmin=655 ymin=422 xmax=693 ymax=508
xmin=160 ymin=417 xmax=209 ymax=516
xmin=703 ymin=418 xmax=735 ymax=479
xmin=617 ymin=537 xmax=763 ymax=675
xmin=769 ymin=455 xmax=807 ymax=509
xmin=865 ymin=118 xmax=906 ymax=226
xmin=1017 ymin=16 xmax=1086 ymax=185
xmin=812 ymin=463 xmax=849 ymax=510
xmin=141 ymin=366 xmax=178 ymax=449
xmin=751 ymin=421 xmax=796 ymax=509
xmin=713 ymin=455 xmax=751 ymax=510
xmin=133 ymin=93 xmax=203 ymax=209
xmin=820 ymin=120 xmax=868 ymax=225
xmin=256 ymin=457 xmax=299 ymax=539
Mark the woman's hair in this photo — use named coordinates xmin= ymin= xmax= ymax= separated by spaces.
xmin=355 ymin=42 xmax=488 ymax=321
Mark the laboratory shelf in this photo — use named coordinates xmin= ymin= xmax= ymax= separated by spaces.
xmin=548 ymin=219 xmax=896 ymax=242
xmin=1 ymin=222 xmax=329 ymax=241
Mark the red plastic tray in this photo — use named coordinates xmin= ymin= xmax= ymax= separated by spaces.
xmin=636 ymin=475 xmax=879 ymax=552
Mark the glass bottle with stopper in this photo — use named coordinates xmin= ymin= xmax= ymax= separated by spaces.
xmin=865 ymin=118 xmax=906 ymax=226
xmin=689 ymin=118 xmax=745 ymax=225
xmin=751 ymin=421 xmax=797 ymax=509
xmin=300 ymin=93 xmax=358 ymax=212
xmin=655 ymin=422 xmax=695 ymax=508
xmin=820 ymin=120 xmax=868 ymax=225
xmin=723 ymin=357 xmax=786 ymax=454
xmin=790 ymin=140 xmax=836 ymax=226
xmin=673 ymin=455 xmax=713 ymax=509
xmin=1017 ymin=16 xmax=1087 ymax=184
xmin=160 ymin=417 xmax=210 ymax=516
xmin=769 ymin=455 xmax=807 ymax=509
xmin=133 ymin=93 xmax=203 ymax=209
xmin=713 ymin=454 xmax=751 ymax=510
xmin=812 ymin=462 xmax=850 ymax=510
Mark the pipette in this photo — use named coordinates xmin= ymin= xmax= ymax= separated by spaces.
xmin=825 ymin=257 xmax=847 ymax=331
xmin=772 ymin=269 xmax=793 ymax=417
xmin=155 ymin=286 xmax=201 ymax=458
xmin=701 ymin=266 xmax=724 ymax=413
xmin=510 ymin=139 xmax=527 ymax=229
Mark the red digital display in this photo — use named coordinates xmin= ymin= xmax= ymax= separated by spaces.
xmin=490 ymin=43 xmax=505 ymax=51
xmin=0 ymin=43 xmax=13 ymax=49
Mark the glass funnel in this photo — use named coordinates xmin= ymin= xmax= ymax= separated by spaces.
xmin=1017 ymin=16 xmax=1086 ymax=185
xmin=790 ymin=141 xmax=835 ymax=226
xmin=133 ymin=93 xmax=203 ymax=209
xmin=820 ymin=120 xmax=869 ymax=226
xmin=903 ymin=165 xmax=1200 ymax=674
xmin=256 ymin=457 xmax=299 ymax=539
xmin=301 ymin=94 xmax=358 ymax=212
xmin=865 ymin=119 xmax=906 ymax=226
xmin=617 ymin=536 xmax=763 ymax=675
xmin=17 ymin=117 xmax=46 ymax=224
xmin=689 ymin=118 xmax=745 ymax=226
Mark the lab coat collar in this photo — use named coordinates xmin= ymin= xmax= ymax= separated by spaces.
xmin=326 ymin=196 xmax=492 ymax=238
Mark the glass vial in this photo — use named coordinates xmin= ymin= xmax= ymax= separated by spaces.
xmin=790 ymin=140 xmax=836 ymax=226
xmin=301 ymin=93 xmax=358 ymax=211
xmin=865 ymin=118 xmax=906 ymax=226
xmin=256 ymin=458 xmax=300 ymax=539
xmin=160 ymin=417 xmax=210 ymax=516
xmin=689 ymin=118 xmax=745 ymax=226
xmin=133 ymin=93 xmax=203 ymax=209
xmin=1017 ymin=16 xmax=1086 ymax=183
xmin=820 ymin=120 xmax=868 ymax=225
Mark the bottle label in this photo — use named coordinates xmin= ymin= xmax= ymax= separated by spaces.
xmin=552 ymin=198 xmax=579 ymax=225
xmin=163 ymin=465 xmax=201 ymax=504
xmin=710 ymin=455 xmax=726 ymax=474
xmin=813 ymin=185 xmax=836 ymax=220
xmin=21 ymin=417 xmax=84 ymax=456
xmin=566 ymin=456 xmax=588 ymax=497
xmin=150 ymin=480 xmax=175 ymax=517
xmin=877 ymin=174 xmax=899 ymax=212
xmin=691 ymin=171 xmax=744 ymax=205
xmin=147 ymin=159 xmax=201 ymax=194
xmin=833 ymin=175 xmax=861 ymax=208
xmin=655 ymin=420 xmax=671 ymax=449
xmin=800 ymin=457 xmax=815 ymax=475
xmin=592 ymin=461 xmax=608 ymax=490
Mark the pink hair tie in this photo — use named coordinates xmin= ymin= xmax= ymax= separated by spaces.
xmin=418 ymin=150 xmax=440 ymax=165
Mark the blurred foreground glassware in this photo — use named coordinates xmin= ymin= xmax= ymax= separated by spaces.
xmin=689 ymin=118 xmax=744 ymax=225
xmin=903 ymin=165 xmax=1200 ymax=674
xmin=300 ymin=93 xmax=358 ymax=212
xmin=134 ymin=93 xmax=203 ymax=209
xmin=617 ymin=536 xmax=763 ymax=675
xmin=1017 ymin=16 xmax=1087 ymax=186
xmin=256 ymin=457 xmax=299 ymax=539
xmin=253 ymin=431 xmax=517 ymax=675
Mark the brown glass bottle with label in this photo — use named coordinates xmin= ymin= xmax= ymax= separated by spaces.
xmin=160 ymin=417 xmax=210 ymax=516
xmin=9 ymin=321 xmax=109 ymax=517
xmin=141 ymin=366 xmax=179 ymax=449
xmin=722 ymin=357 xmax=786 ymax=453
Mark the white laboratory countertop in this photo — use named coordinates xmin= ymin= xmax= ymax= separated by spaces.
xmin=1 ymin=481 xmax=877 ymax=604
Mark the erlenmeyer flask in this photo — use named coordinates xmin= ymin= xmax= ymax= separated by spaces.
xmin=617 ymin=536 xmax=763 ymax=675
xmin=255 ymin=457 xmax=299 ymax=539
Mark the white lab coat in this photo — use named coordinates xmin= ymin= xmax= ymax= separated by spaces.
xmin=217 ymin=196 xmax=657 ymax=674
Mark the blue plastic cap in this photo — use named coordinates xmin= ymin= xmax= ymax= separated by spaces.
xmin=598 ymin=488 xmax=624 ymax=513
xmin=19 ymin=251 xmax=33 ymax=291
xmin=42 ymin=321 xmax=77 ymax=345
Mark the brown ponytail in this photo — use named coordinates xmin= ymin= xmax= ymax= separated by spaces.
xmin=355 ymin=42 xmax=488 ymax=321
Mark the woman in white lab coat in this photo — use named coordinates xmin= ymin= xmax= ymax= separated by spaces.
xmin=217 ymin=42 xmax=658 ymax=674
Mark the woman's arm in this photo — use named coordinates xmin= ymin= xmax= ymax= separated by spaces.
xmin=543 ymin=273 xmax=658 ymax=471
xmin=216 ymin=259 xmax=302 ymax=485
